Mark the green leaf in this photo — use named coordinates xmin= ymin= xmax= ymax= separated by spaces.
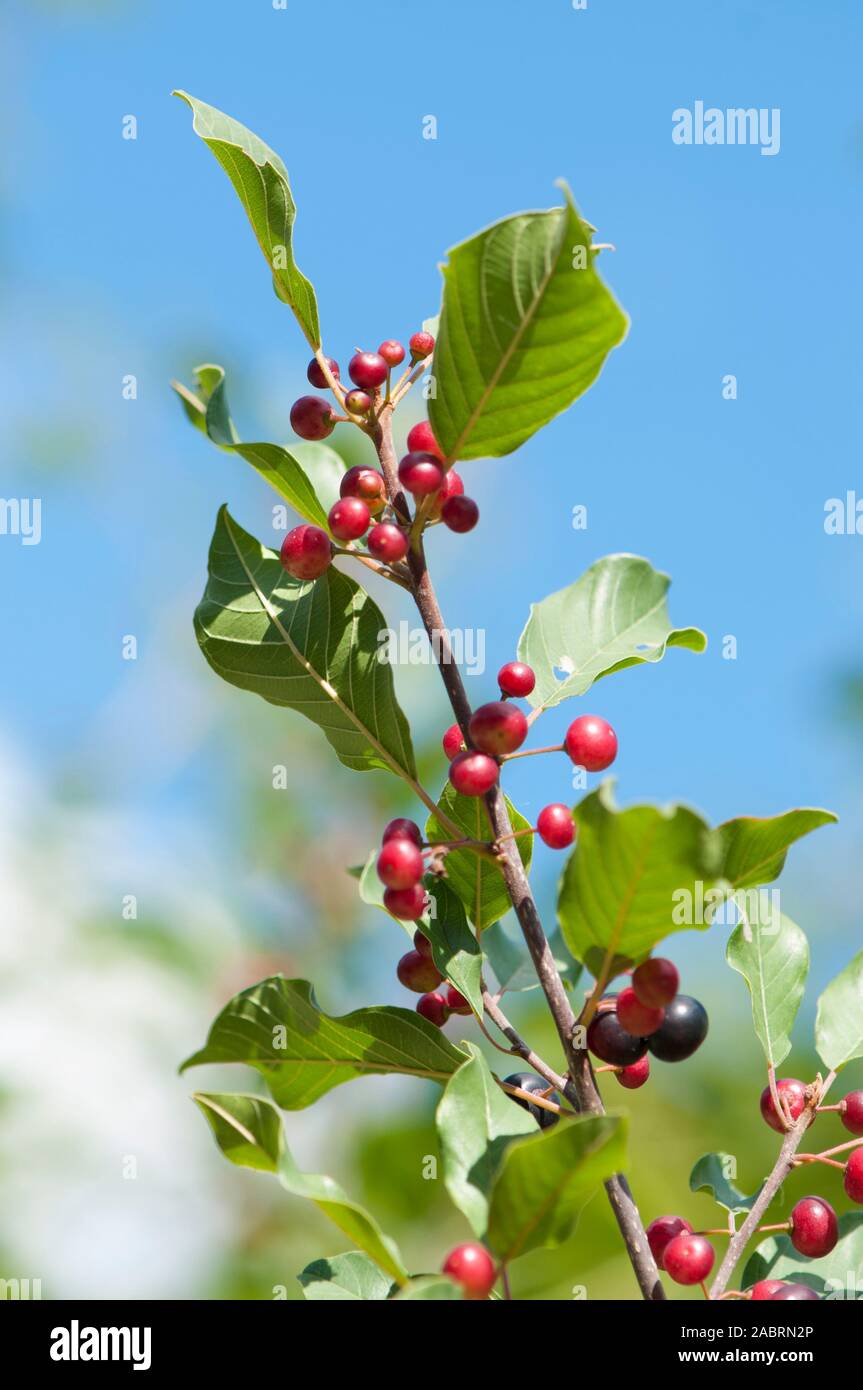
xmin=172 ymin=364 xmax=330 ymax=528
xmin=353 ymin=864 xmax=482 ymax=1015
xmin=689 ymin=1152 xmax=764 ymax=1215
xmin=556 ymin=783 xmax=723 ymax=974
xmin=718 ymin=808 xmax=838 ymax=889
xmin=816 ymin=949 xmax=863 ymax=1072
xmin=517 ymin=555 xmax=705 ymax=712
xmin=195 ymin=506 xmax=417 ymax=779
xmin=297 ymin=1252 xmax=396 ymax=1301
xmin=174 ymin=92 xmax=319 ymax=346
xmin=423 ymin=880 xmax=483 ymax=1016
xmin=425 ymin=786 xmax=532 ymax=931
xmin=436 ymin=1044 xmax=536 ymax=1237
xmin=429 ymin=188 xmax=626 ymax=461
xmin=484 ymin=921 xmax=582 ymax=994
xmin=392 ymin=1277 xmax=464 ymax=1301
xmin=193 ymin=1092 xmax=407 ymax=1285
xmin=182 ymin=977 xmax=467 ymax=1108
xmin=726 ymin=904 xmax=809 ymax=1069
xmin=742 ymin=1213 xmax=863 ymax=1298
xmin=486 ymin=1113 xmax=626 ymax=1264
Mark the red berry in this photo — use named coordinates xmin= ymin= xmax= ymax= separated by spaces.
xmin=445 ymin=985 xmax=472 ymax=1016
xmin=441 ymin=1243 xmax=495 ymax=1299
xmin=417 ymin=991 xmax=449 ymax=1026
xmin=382 ymin=818 xmax=422 ymax=847
xmin=409 ymin=331 xmax=435 ymax=360
xmin=564 ymin=715 xmax=618 ymax=772
xmin=770 ymin=1283 xmax=820 ymax=1300
xmin=344 ymin=388 xmax=372 ymax=415
xmin=406 ymin=420 xmax=442 ymax=459
xmin=348 ymin=351 xmax=388 ymax=389
xmin=536 ymin=804 xmax=575 ymax=850
xmin=442 ymin=723 xmax=465 ymax=760
xmin=468 ymin=700 xmax=528 ymax=756
xmin=307 ymin=356 xmax=339 ymax=389
xmin=328 ymin=497 xmax=370 ymax=541
xmin=617 ymin=986 xmax=665 ymax=1038
xmin=429 ymin=468 xmax=464 ymax=519
xmin=498 ymin=661 xmax=535 ymax=698
xmin=340 ymin=466 xmax=387 ymax=515
xmin=646 ymin=1215 xmax=692 ymax=1271
xmin=750 ymin=1279 xmax=787 ymax=1300
xmin=632 ymin=957 xmax=679 ymax=1008
xmin=448 ymin=750 xmax=499 ymax=797
xmin=378 ymin=339 xmax=405 ymax=367
xmin=759 ymin=1078 xmax=807 ymax=1134
xmin=290 ymin=394 xmax=335 ymax=440
xmin=398 ymin=451 xmax=444 ymax=497
xmin=663 ymin=1233 xmax=715 ymax=1286
xmin=279 ymin=524 xmax=333 ymax=580
xmin=441 ymin=495 xmax=479 ymax=533
xmin=397 ymin=949 xmax=442 ymax=993
xmin=844 ymin=1147 xmax=863 ymax=1204
xmin=413 ymin=930 xmax=433 ymax=959
xmin=377 ymin=837 xmax=424 ymax=890
xmin=368 ymin=523 xmax=408 ymax=562
xmin=841 ymin=1091 xmax=863 ymax=1136
xmin=616 ymin=1055 xmax=650 ymax=1090
xmin=384 ymin=884 xmax=427 ymax=921
xmin=789 ymin=1197 xmax=838 ymax=1257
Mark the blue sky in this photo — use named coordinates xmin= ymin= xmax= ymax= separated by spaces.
xmin=2 ymin=0 xmax=861 ymax=990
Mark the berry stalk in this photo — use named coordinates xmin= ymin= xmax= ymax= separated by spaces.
xmin=709 ymin=1072 xmax=837 ymax=1298
xmin=372 ymin=404 xmax=665 ymax=1302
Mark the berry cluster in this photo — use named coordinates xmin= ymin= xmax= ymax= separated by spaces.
xmin=281 ymin=333 xmax=484 ymax=581
xmin=587 ymin=958 xmax=707 ymax=1090
xmin=646 ymin=1084 xmax=863 ymax=1294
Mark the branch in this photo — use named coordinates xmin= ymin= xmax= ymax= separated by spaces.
xmin=710 ymin=1074 xmax=836 ymax=1298
xmin=372 ymin=406 xmax=665 ymax=1301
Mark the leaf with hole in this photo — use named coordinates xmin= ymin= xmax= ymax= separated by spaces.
xmin=436 ymin=1044 xmax=537 ymax=1237
xmin=182 ymin=977 xmax=467 ymax=1108
xmin=193 ymin=1092 xmax=407 ymax=1285
xmin=195 ymin=506 xmax=417 ymax=780
xmin=815 ymin=948 xmax=863 ymax=1072
xmin=174 ymin=92 xmax=319 ymax=345
xmin=518 ymin=555 xmax=705 ymax=712
xmin=429 ymin=187 xmax=626 ymax=460
xmin=726 ymin=903 xmax=809 ymax=1069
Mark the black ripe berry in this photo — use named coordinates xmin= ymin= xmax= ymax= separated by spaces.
xmin=587 ymin=1011 xmax=650 ymax=1068
xmin=504 ymin=1072 xmax=560 ymax=1130
xmin=647 ymin=994 xmax=708 ymax=1062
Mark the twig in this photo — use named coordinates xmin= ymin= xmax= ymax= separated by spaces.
xmin=372 ymin=406 xmax=665 ymax=1301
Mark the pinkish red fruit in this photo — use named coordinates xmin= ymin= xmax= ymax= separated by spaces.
xmin=279 ymin=524 xmax=333 ymax=580
xmin=759 ymin=1078 xmax=807 ymax=1134
xmin=397 ymin=949 xmax=442 ymax=993
xmin=377 ymin=837 xmax=424 ymax=890
xmin=307 ymin=356 xmax=339 ymax=389
xmin=344 ymin=388 xmax=372 ymax=415
xmin=536 ymin=804 xmax=575 ymax=850
xmin=843 ymin=1147 xmax=863 ymax=1204
xmin=382 ymin=818 xmax=422 ymax=846
xmin=448 ymin=750 xmax=499 ymax=797
xmin=384 ymin=884 xmax=427 ymax=921
xmin=841 ymin=1090 xmax=863 ymax=1136
xmin=441 ymin=1243 xmax=495 ymax=1299
xmin=632 ymin=957 xmax=679 ymax=1008
xmin=616 ymin=986 xmax=665 ymax=1038
xmin=398 ymin=451 xmax=444 ymax=497
xmin=497 ymin=662 xmax=535 ymax=698
xmin=445 ymin=986 xmax=472 ymax=1016
xmin=407 ymin=420 xmax=442 ymax=459
xmin=368 ymin=523 xmax=408 ymax=562
xmin=348 ymin=351 xmax=388 ymax=389
xmin=328 ymin=497 xmax=370 ymax=541
xmin=442 ymin=723 xmax=465 ymax=760
xmin=646 ymin=1215 xmax=692 ymax=1271
xmin=663 ymin=1233 xmax=715 ymax=1285
xmin=417 ymin=991 xmax=449 ymax=1026
xmin=564 ymin=715 xmax=618 ymax=772
xmin=616 ymin=1055 xmax=650 ymax=1090
xmin=468 ymin=701 xmax=528 ymax=756
xmin=378 ymin=340 xmax=405 ymax=366
xmin=409 ymin=331 xmax=435 ymax=360
xmin=789 ymin=1196 xmax=838 ymax=1257
xmin=290 ymin=394 xmax=335 ymax=440
xmin=340 ymin=466 xmax=387 ymax=515
xmin=441 ymin=495 xmax=479 ymax=533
